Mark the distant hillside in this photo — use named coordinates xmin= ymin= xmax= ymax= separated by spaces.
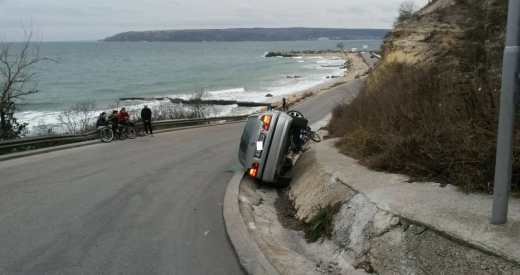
xmin=100 ymin=28 xmax=390 ymax=42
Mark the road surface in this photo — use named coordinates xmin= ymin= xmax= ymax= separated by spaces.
xmin=0 ymin=80 xmax=362 ymax=275
xmin=362 ymin=52 xmax=379 ymax=67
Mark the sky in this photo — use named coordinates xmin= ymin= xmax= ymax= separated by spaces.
xmin=1 ymin=0 xmax=430 ymax=42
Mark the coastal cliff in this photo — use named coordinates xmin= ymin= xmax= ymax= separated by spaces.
xmin=328 ymin=0 xmax=511 ymax=194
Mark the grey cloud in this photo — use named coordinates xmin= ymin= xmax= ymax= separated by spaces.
xmin=2 ymin=0 xmax=430 ymax=41
xmin=237 ymin=4 xmax=253 ymax=10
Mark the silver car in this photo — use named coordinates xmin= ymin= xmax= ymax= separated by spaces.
xmin=238 ymin=111 xmax=305 ymax=183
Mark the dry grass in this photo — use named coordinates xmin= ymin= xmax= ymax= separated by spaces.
xmin=327 ymin=0 xmax=514 ymax=194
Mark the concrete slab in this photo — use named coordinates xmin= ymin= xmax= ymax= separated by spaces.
xmin=314 ymin=137 xmax=520 ymax=264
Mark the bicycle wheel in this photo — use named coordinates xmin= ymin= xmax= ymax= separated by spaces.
xmin=309 ymin=131 xmax=321 ymax=142
xmin=100 ymin=128 xmax=114 ymax=143
xmin=287 ymin=110 xmax=304 ymax=119
xmin=135 ymin=125 xmax=145 ymax=137
xmin=117 ymin=128 xmax=127 ymax=140
xmin=126 ymin=127 xmax=137 ymax=139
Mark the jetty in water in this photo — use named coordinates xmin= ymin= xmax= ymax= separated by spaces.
xmin=119 ymin=97 xmax=271 ymax=107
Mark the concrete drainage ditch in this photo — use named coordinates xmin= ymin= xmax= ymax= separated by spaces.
xmin=231 ymin=131 xmax=520 ymax=275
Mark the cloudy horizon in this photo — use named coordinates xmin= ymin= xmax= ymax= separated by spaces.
xmin=1 ymin=0 xmax=430 ymax=42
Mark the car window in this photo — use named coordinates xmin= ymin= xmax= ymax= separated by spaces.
xmin=239 ymin=116 xmax=258 ymax=163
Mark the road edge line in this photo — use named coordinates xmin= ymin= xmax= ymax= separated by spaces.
xmin=223 ymin=168 xmax=280 ymax=275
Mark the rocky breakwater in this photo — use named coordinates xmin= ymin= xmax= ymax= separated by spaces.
xmin=264 ymin=50 xmax=350 ymax=58
xmin=264 ymin=52 xmax=301 ymax=58
xmin=119 ymin=97 xmax=271 ymax=107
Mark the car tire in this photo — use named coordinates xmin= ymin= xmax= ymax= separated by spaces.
xmin=280 ymin=157 xmax=293 ymax=175
xmin=274 ymin=176 xmax=292 ymax=189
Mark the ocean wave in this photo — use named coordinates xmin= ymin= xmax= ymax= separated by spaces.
xmin=18 ymin=75 xmax=340 ymax=134
xmin=207 ymin=87 xmax=246 ymax=95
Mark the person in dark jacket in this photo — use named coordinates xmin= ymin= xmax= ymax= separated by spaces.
xmin=96 ymin=112 xmax=108 ymax=128
xmin=141 ymin=105 xmax=153 ymax=137
xmin=108 ymin=110 xmax=119 ymax=133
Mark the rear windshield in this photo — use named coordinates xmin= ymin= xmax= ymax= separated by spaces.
xmin=239 ymin=116 xmax=258 ymax=163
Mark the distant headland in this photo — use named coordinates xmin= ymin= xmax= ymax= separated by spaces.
xmin=100 ymin=27 xmax=390 ymax=42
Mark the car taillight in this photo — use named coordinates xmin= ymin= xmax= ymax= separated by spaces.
xmin=248 ymin=168 xmax=257 ymax=177
xmin=248 ymin=163 xmax=260 ymax=177
xmin=261 ymin=115 xmax=272 ymax=131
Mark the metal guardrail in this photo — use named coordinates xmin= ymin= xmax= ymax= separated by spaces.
xmin=0 ymin=115 xmax=249 ymax=153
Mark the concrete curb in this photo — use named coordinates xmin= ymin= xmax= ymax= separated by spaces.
xmin=0 ymin=121 xmax=244 ymax=162
xmin=223 ymin=168 xmax=281 ymax=275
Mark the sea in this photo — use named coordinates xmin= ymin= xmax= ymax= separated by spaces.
xmin=16 ymin=40 xmax=382 ymax=133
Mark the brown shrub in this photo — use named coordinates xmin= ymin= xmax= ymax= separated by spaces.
xmin=327 ymin=0 xmax=514 ymax=194
xmin=327 ymin=59 xmax=520 ymax=194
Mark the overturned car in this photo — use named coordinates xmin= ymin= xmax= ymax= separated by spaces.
xmin=238 ymin=110 xmax=309 ymax=184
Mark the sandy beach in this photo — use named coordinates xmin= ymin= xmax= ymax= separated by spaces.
xmin=265 ymin=52 xmax=370 ymax=110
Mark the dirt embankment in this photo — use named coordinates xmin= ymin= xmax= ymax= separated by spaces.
xmin=328 ymin=0 xmax=511 ymax=193
xmin=239 ymin=138 xmax=520 ymax=275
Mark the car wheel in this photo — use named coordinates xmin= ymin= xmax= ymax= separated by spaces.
xmin=274 ymin=176 xmax=292 ymax=189
xmin=280 ymin=157 xmax=293 ymax=175
xmin=287 ymin=110 xmax=304 ymax=119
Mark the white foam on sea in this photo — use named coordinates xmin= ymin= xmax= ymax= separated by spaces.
xmin=207 ymin=87 xmax=247 ymax=96
xmin=19 ymin=54 xmax=347 ymax=135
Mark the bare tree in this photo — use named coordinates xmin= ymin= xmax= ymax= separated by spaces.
xmin=397 ymin=0 xmax=419 ymax=22
xmin=189 ymin=88 xmax=209 ymax=118
xmin=57 ymin=100 xmax=97 ymax=134
xmin=107 ymin=100 xmax=121 ymax=111
xmin=35 ymin=119 xmax=56 ymax=136
xmin=209 ymin=104 xmax=224 ymax=117
xmin=336 ymin=43 xmax=345 ymax=52
xmin=0 ymin=27 xmax=50 ymax=139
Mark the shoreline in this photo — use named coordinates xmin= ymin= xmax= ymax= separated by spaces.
xmin=19 ymin=52 xmax=369 ymax=135
xmin=263 ymin=52 xmax=370 ymax=110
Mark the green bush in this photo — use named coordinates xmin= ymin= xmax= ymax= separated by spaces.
xmin=305 ymin=204 xmax=338 ymax=243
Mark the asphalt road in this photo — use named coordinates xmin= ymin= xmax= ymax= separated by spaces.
xmin=292 ymin=77 xmax=365 ymax=127
xmin=361 ymin=52 xmax=379 ymax=67
xmin=0 ymin=80 xmax=362 ymax=275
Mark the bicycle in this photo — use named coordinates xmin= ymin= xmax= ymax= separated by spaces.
xmin=285 ymin=110 xmax=320 ymax=142
xmin=115 ymin=124 xmax=128 ymax=140
xmin=99 ymin=125 xmax=114 ymax=143
xmin=99 ymin=123 xmax=128 ymax=142
xmin=132 ymin=123 xmax=146 ymax=137
xmin=120 ymin=122 xmax=137 ymax=139
xmin=303 ymin=126 xmax=321 ymax=142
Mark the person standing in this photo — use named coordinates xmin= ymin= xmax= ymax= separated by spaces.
xmin=282 ymin=97 xmax=287 ymax=111
xmin=141 ymin=105 xmax=153 ymax=137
